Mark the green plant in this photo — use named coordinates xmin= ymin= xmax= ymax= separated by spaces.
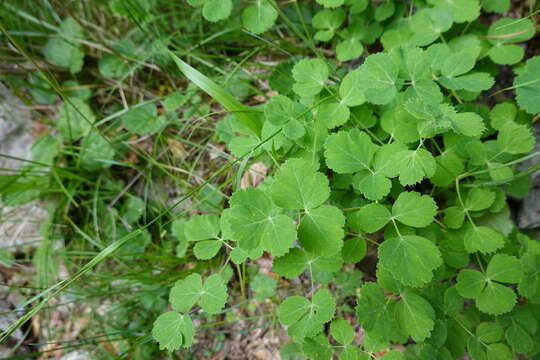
xmin=150 ymin=1 xmax=540 ymax=359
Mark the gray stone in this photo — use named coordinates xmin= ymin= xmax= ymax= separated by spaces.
xmin=60 ymin=350 xmax=92 ymax=360
xmin=0 ymin=83 xmax=48 ymax=248
xmin=0 ymin=82 xmax=34 ymax=171
xmin=0 ymin=299 xmax=25 ymax=357
xmin=518 ymin=125 xmax=540 ymax=229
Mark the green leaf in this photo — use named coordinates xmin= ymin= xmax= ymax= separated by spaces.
xmin=356 ymin=53 xmax=400 ymax=105
xmin=483 ymin=0 xmax=510 ymax=12
xmin=486 ymin=254 xmax=522 ymax=283
xmin=449 ymin=112 xmax=486 ymax=137
xmin=185 ymin=214 xmax=220 ymax=241
xmin=163 ymin=91 xmax=187 ymax=111
xmin=230 ymin=245 xmax=263 ymax=264
xmin=342 ymin=237 xmax=367 ymax=263
xmin=356 ymin=283 xmax=401 ymax=342
xmin=278 ymin=295 xmax=311 ymax=326
xmin=514 ymin=56 xmax=540 ymax=115
xmin=315 ymin=0 xmax=345 ymax=8
xmin=313 ymin=9 xmax=346 ymax=41
xmin=57 ymin=98 xmax=95 ymax=140
xmin=490 ymin=102 xmax=517 ymax=129
xmin=518 ymin=250 xmax=540 ymax=301
xmin=356 ymin=203 xmax=391 ymax=233
xmin=379 ymin=235 xmax=443 ymax=286
xmin=432 ymin=151 xmax=465 ymax=187
xmin=264 ymin=95 xmax=296 ymax=126
xmin=381 ymin=26 xmax=412 ymax=50
xmin=270 ymin=158 xmax=330 ymax=210
xmin=381 ymin=106 xmax=421 ymax=143
xmin=441 ymin=51 xmax=477 ymax=79
xmin=374 ymin=1 xmax=395 ymax=21
xmin=336 ymin=37 xmax=363 ymax=62
xmin=397 ymin=290 xmax=436 ymax=342
xmin=284 ymin=119 xmax=305 ymax=139
xmin=30 ymin=134 xmax=60 ymax=166
xmin=444 ymin=207 xmax=465 ymax=229
xmin=339 ymin=69 xmax=366 ymax=106
xmin=467 ymin=336 xmax=487 ymax=360
xmin=303 ymin=334 xmax=334 ymax=360
xmin=400 ymin=47 xmax=431 ymax=83
xmin=272 ymin=248 xmax=343 ymax=278
xmin=299 ymin=205 xmax=345 ymax=255
xmin=380 ymin=350 xmax=405 ymax=360
xmin=292 ymin=59 xmax=329 ymax=98
xmin=170 ymin=273 xmax=203 ymax=313
xmin=410 ymin=8 xmax=453 ymax=46
xmin=250 ymin=274 xmax=277 ymax=301
xmin=487 ymin=17 xmax=535 ymax=45
xmin=200 ymin=274 xmax=228 ymax=314
xmin=506 ymin=322 xmax=536 ymax=354
xmin=98 ymin=40 xmax=134 ymax=78
xmin=339 ymin=346 xmax=364 ymax=360
xmin=28 ymin=73 xmax=57 ymax=104
xmin=228 ymin=135 xmax=261 ymax=157
xmin=488 ymin=44 xmax=524 ymax=65
xmin=169 ymin=273 xmax=227 ymax=315
xmin=476 ymin=281 xmax=516 ymax=315
xmin=324 ymin=129 xmax=377 ymax=174
xmin=443 ymin=287 xmax=464 ymax=317
xmin=465 ymin=188 xmax=495 ymax=211
xmin=373 ymin=142 xmax=408 ymax=178
xmin=318 ymin=101 xmax=350 ymax=129
xmin=172 ymin=220 xmax=188 ymax=258
xmin=486 ymin=343 xmax=513 ymax=360
xmin=353 ymin=171 xmax=392 ymax=201
xmin=476 ymin=322 xmax=504 ymax=344
xmin=456 ymin=269 xmax=485 ymax=298
xmin=273 ymin=248 xmax=309 ymax=278
xmin=430 ymin=0 xmax=480 ymax=23
xmin=440 ymin=72 xmax=494 ymax=92
xmin=456 ymin=264 xmax=518 ymax=315
xmin=227 ymin=188 xmax=296 ymax=255
xmin=63 ymin=80 xmax=92 ymax=100
xmin=193 ymin=241 xmax=222 ymax=260
xmin=202 ymin=0 xmax=232 ymax=22
xmin=152 ymin=312 xmax=194 ymax=351
xmin=497 ymin=121 xmax=535 ymax=154
xmin=79 ymin=130 xmax=115 ymax=171
xmin=278 ymin=289 xmax=336 ymax=340
xmin=392 ymin=191 xmax=437 ymax=228
xmin=395 ymin=148 xmax=436 ymax=186
xmin=242 ymin=1 xmax=278 ymax=34
xmin=122 ymin=103 xmax=167 ymax=135
xmin=43 ymin=17 xmax=85 ymax=73
xmin=331 ymin=317 xmax=354 ymax=345
xmin=463 ymin=224 xmax=504 ymax=254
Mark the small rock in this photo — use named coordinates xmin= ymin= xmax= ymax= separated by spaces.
xmin=60 ymin=350 xmax=91 ymax=360
xmin=0 ymin=299 xmax=25 ymax=357
xmin=0 ymin=82 xmax=48 ymax=248
xmin=518 ymin=125 xmax=540 ymax=229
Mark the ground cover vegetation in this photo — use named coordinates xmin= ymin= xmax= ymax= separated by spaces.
xmin=2 ymin=0 xmax=540 ymax=359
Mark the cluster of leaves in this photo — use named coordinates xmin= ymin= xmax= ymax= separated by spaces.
xmin=150 ymin=0 xmax=540 ymax=359
xmin=187 ymin=0 xmax=278 ymax=34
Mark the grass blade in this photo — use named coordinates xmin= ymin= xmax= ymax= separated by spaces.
xmin=168 ymin=51 xmax=262 ymax=137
